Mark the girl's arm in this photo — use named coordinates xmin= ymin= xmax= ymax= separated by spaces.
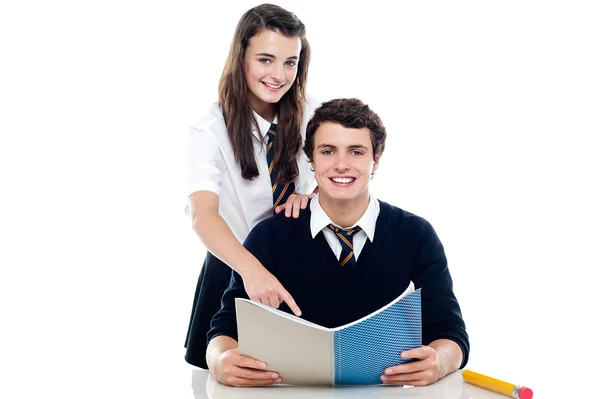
xmin=189 ymin=190 xmax=302 ymax=316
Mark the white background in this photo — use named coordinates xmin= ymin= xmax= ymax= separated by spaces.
xmin=1 ymin=1 xmax=598 ymax=398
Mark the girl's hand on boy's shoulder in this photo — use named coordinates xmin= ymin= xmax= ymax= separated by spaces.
xmin=275 ymin=192 xmax=316 ymax=218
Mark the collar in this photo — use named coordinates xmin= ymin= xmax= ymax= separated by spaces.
xmin=251 ymin=111 xmax=279 ymax=140
xmin=309 ymin=193 xmax=379 ymax=242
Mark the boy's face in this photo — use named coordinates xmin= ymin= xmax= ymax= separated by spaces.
xmin=311 ymin=121 xmax=379 ymax=204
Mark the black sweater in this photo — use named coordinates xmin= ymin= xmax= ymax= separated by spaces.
xmin=208 ymin=199 xmax=470 ymax=368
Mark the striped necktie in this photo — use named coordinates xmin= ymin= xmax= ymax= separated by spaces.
xmin=327 ymin=224 xmax=362 ymax=268
xmin=267 ymin=123 xmax=295 ymax=213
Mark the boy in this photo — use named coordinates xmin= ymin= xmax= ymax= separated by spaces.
xmin=206 ymin=98 xmax=469 ymax=387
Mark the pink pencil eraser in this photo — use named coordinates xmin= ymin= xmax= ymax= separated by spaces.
xmin=518 ymin=386 xmax=534 ymax=399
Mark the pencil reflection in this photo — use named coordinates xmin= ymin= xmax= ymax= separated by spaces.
xmin=462 ymin=382 xmax=512 ymax=399
xmin=192 ymin=369 xmax=469 ymax=399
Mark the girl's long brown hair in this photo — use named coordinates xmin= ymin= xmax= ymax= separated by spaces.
xmin=218 ymin=3 xmax=310 ymax=183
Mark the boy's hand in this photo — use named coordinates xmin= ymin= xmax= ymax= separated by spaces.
xmin=212 ymin=348 xmax=281 ymax=387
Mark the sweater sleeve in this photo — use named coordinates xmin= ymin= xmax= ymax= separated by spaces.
xmin=206 ymin=220 xmax=277 ymax=345
xmin=205 ymin=268 xmax=247 ymax=344
xmin=411 ymin=220 xmax=470 ymax=369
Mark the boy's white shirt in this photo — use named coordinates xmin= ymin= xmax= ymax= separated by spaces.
xmin=309 ymin=193 xmax=380 ymax=261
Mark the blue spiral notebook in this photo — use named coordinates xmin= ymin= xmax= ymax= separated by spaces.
xmin=236 ymin=281 xmax=421 ymax=386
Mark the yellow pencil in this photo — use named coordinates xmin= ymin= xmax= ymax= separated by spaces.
xmin=462 ymin=370 xmax=533 ymax=399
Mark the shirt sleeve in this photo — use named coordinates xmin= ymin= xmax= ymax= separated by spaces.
xmin=295 ymin=174 xmax=317 ymax=196
xmin=187 ymin=125 xmax=226 ymax=199
xmin=411 ymin=220 xmax=470 ymax=369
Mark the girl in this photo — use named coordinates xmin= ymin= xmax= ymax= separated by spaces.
xmin=184 ymin=4 xmax=319 ymax=369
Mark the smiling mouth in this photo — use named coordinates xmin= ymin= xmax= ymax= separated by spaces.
xmin=262 ymin=82 xmax=284 ymax=89
xmin=330 ymin=177 xmax=356 ymax=184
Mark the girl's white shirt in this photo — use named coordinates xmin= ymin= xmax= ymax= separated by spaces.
xmin=186 ymin=96 xmax=319 ymax=243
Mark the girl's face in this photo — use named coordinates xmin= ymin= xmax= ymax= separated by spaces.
xmin=244 ymin=29 xmax=301 ymax=116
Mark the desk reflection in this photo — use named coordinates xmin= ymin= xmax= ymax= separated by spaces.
xmin=191 ymin=369 xmax=512 ymax=399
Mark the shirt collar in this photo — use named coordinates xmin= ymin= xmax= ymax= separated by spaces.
xmin=309 ymin=193 xmax=379 ymax=241
xmin=251 ymin=110 xmax=278 ymax=140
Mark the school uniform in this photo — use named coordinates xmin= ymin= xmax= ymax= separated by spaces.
xmin=184 ymin=97 xmax=320 ymax=368
xmin=208 ymin=195 xmax=470 ymax=369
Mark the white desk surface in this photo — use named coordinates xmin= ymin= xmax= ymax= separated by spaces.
xmin=191 ymin=369 xmax=515 ymax=399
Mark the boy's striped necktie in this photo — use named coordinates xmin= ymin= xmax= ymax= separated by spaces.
xmin=327 ymin=224 xmax=362 ymax=268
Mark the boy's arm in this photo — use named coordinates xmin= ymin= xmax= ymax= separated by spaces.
xmin=411 ymin=220 xmax=470 ymax=369
xmin=381 ymin=219 xmax=469 ymax=386
xmin=206 ymin=269 xmax=247 ymax=344
xmin=206 ymin=221 xmax=281 ymax=386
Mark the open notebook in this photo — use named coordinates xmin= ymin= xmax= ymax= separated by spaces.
xmin=235 ymin=281 xmax=421 ymax=385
